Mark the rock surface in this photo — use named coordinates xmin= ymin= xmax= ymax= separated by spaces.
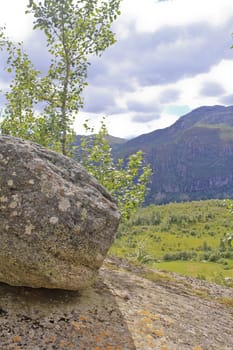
xmin=0 ymin=136 xmax=120 ymax=290
xmin=0 ymin=257 xmax=232 ymax=350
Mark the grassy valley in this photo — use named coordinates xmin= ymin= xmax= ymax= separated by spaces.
xmin=109 ymin=199 xmax=233 ymax=287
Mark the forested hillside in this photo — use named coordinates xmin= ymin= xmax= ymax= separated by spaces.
xmin=114 ymin=105 xmax=233 ymax=204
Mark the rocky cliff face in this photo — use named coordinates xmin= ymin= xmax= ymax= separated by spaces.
xmin=114 ymin=105 xmax=233 ymax=204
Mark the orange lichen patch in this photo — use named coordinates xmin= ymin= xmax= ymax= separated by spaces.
xmin=99 ymin=330 xmax=108 ymax=337
xmin=43 ymin=335 xmax=57 ymax=344
xmin=140 ymin=324 xmax=155 ymax=336
xmin=48 ymin=335 xmax=57 ymax=342
xmin=11 ymin=335 xmax=21 ymax=343
xmin=160 ymin=346 xmax=169 ymax=350
xmin=139 ymin=309 xmax=151 ymax=316
xmin=145 ymin=334 xmax=157 ymax=346
xmin=134 ymin=329 xmax=146 ymax=335
xmin=71 ymin=321 xmax=83 ymax=330
xmin=193 ymin=346 xmax=203 ymax=350
xmin=151 ymin=314 xmax=159 ymax=321
xmin=59 ymin=340 xmax=67 ymax=348
xmin=164 ymin=317 xmax=175 ymax=326
xmin=95 ymin=336 xmax=103 ymax=343
xmin=131 ymin=321 xmax=150 ymax=334
xmin=95 ymin=331 xmax=110 ymax=343
xmin=128 ymin=325 xmax=137 ymax=333
xmin=138 ymin=309 xmax=159 ymax=320
xmin=141 ymin=316 xmax=153 ymax=323
xmin=67 ymin=343 xmax=75 ymax=349
xmin=153 ymin=329 xmax=165 ymax=337
xmin=144 ymin=322 xmax=153 ymax=330
xmin=79 ymin=315 xmax=90 ymax=322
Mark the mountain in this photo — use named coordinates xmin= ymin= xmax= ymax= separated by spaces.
xmin=114 ymin=105 xmax=233 ymax=204
xmin=74 ymin=134 xmax=127 ymax=152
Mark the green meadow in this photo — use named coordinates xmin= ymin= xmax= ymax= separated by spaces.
xmin=109 ymin=200 xmax=233 ymax=287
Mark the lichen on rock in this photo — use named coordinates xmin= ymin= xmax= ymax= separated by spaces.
xmin=0 ymin=136 xmax=120 ymax=290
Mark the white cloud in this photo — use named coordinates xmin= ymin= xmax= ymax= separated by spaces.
xmin=0 ymin=1 xmax=34 ymax=41
xmin=118 ymin=0 xmax=233 ymax=35
xmin=74 ymin=58 xmax=233 ymax=138
xmin=175 ymin=59 xmax=233 ymax=107
xmin=74 ymin=110 xmax=175 ymax=139
xmin=1 ymin=1 xmax=233 ymax=138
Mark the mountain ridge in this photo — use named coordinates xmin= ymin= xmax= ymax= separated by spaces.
xmin=113 ymin=105 xmax=233 ymax=204
xmin=116 ymin=105 xmax=233 ymax=151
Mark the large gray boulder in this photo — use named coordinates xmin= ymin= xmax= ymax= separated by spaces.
xmin=0 ymin=136 xmax=120 ymax=290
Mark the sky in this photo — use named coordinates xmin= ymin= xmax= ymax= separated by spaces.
xmin=0 ymin=0 xmax=233 ymax=139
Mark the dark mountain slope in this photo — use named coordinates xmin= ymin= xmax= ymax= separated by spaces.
xmin=114 ymin=105 xmax=233 ymax=204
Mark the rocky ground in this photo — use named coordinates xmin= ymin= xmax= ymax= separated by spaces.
xmin=0 ymin=256 xmax=232 ymax=350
